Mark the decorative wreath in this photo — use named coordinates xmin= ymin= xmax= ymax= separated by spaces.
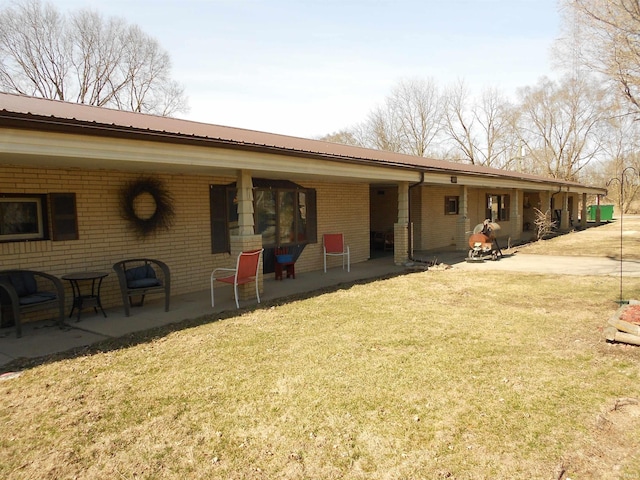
xmin=120 ymin=177 xmax=175 ymax=238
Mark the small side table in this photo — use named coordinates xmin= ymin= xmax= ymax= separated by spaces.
xmin=275 ymin=261 xmax=295 ymax=280
xmin=62 ymin=271 xmax=109 ymax=321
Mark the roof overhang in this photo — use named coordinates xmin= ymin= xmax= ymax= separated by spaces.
xmin=0 ymin=95 xmax=608 ymax=195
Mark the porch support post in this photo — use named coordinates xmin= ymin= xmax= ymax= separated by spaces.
xmin=230 ymin=170 xmax=263 ymax=300
xmin=236 ymin=169 xmax=255 ymax=236
xmin=560 ymin=192 xmax=570 ymax=231
xmin=394 ymin=181 xmax=410 ymax=265
xmin=541 ymin=191 xmax=551 ymax=214
xmin=580 ymin=193 xmax=587 ymax=228
xmin=510 ymin=188 xmax=522 ymax=244
xmin=455 ymin=186 xmax=470 ymax=251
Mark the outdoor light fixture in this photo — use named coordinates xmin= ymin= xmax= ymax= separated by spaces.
xmin=450 ymin=176 xmax=457 ymax=184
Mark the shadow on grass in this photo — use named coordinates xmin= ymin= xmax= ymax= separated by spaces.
xmin=1 ymin=271 xmax=410 ymax=374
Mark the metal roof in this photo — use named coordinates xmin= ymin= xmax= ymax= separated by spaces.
xmin=0 ymin=92 xmax=605 ymax=192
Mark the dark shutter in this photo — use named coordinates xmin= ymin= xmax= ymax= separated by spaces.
xmin=306 ymin=188 xmax=317 ymax=244
xmin=210 ymin=185 xmax=229 ymax=253
xmin=503 ymin=195 xmax=510 ymax=221
xmin=50 ymin=193 xmax=78 ymax=241
xmin=486 ymin=194 xmax=492 ymax=221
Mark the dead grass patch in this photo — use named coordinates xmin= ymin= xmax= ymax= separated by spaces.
xmin=516 ymin=216 xmax=640 ymax=260
xmin=1 ymin=269 xmax=639 ymax=479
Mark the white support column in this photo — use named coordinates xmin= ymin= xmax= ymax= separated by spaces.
xmin=394 ymin=182 xmax=410 ymax=265
xmin=231 ymin=170 xmax=263 ymax=299
xmin=560 ymin=192 xmax=570 ymax=231
xmin=455 ymin=186 xmax=470 ymax=251
xmin=510 ymin=188 xmax=522 ymax=242
xmin=236 ymin=169 xmax=255 ymax=236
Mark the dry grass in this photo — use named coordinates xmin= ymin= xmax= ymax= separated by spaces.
xmin=2 ymin=222 xmax=640 ymax=479
xmin=517 ymin=215 xmax=640 ymax=260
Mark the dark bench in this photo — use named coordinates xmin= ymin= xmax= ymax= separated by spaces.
xmin=112 ymin=259 xmax=170 ymax=317
xmin=0 ymin=269 xmax=65 ymax=338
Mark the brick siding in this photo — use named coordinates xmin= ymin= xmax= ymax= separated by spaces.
xmin=1 ymin=167 xmax=370 ymax=322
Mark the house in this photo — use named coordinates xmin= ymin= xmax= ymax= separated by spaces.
xmin=0 ymin=92 xmax=606 ymax=315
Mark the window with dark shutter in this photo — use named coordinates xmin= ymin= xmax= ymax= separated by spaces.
xmin=50 ymin=193 xmax=78 ymax=241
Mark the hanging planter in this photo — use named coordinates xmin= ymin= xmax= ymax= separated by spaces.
xmin=120 ymin=177 xmax=175 ymax=238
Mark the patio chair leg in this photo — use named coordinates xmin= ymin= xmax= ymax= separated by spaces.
xmin=233 ymin=284 xmax=239 ymax=309
xmin=210 ymin=276 xmax=215 ymax=307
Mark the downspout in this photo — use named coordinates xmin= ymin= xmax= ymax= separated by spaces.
xmin=407 ymin=171 xmax=425 ymax=262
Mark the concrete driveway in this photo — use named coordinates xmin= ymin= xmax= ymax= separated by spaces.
xmin=452 ymin=252 xmax=640 ymax=277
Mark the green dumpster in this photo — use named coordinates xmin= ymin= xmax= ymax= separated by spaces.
xmin=587 ymin=204 xmax=614 ymax=221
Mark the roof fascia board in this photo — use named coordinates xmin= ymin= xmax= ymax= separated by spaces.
xmin=421 ymin=171 xmax=606 ymax=195
xmin=0 ymin=128 xmax=419 ymax=183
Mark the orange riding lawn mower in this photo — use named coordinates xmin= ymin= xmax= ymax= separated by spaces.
xmin=466 ymin=220 xmax=504 ymax=262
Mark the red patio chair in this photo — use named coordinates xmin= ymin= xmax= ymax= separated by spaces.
xmin=211 ymin=249 xmax=263 ymax=309
xmin=323 ymin=233 xmax=350 ymax=273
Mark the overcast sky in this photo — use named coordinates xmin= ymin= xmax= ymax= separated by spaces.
xmin=51 ymin=0 xmax=563 ymax=138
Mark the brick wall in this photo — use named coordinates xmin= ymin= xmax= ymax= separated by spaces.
xmin=300 ymin=181 xmax=369 ymax=272
xmin=1 ymin=167 xmax=370 ymax=319
xmin=413 ymin=185 xmax=523 ymax=251
xmin=414 ymin=185 xmax=463 ymax=250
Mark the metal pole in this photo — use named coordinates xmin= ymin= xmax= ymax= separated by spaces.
xmin=607 ymin=166 xmax=639 ymax=305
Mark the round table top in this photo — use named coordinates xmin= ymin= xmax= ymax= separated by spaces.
xmin=62 ymin=271 xmax=109 ymax=281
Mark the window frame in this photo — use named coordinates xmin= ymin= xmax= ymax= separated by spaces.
xmin=486 ymin=194 xmax=510 ymax=222
xmin=444 ymin=196 xmax=460 ymax=215
xmin=210 ymin=180 xmax=316 ymax=254
xmin=0 ymin=194 xmax=48 ymax=242
xmin=255 ymin=187 xmax=313 ymax=248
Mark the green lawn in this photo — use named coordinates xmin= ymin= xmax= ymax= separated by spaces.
xmin=1 ymin=223 xmax=640 ymax=479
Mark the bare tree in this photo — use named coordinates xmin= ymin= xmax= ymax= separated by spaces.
xmin=533 ymin=208 xmax=556 ymax=240
xmin=442 ymin=80 xmax=476 ymax=163
xmin=318 ymin=129 xmax=361 ymax=146
xmin=563 ymin=0 xmax=640 ymax=115
xmin=336 ymin=78 xmax=444 ymax=156
xmin=598 ymin=110 xmax=640 ymax=212
xmin=388 ymin=78 xmax=443 ymax=157
xmin=441 ymin=81 xmax=516 ymax=168
xmin=0 ymin=0 xmax=188 ymax=116
xmin=515 ymin=75 xmax=607 ymax=181
xmin=364 ymin=100 xmax=406 ymax=153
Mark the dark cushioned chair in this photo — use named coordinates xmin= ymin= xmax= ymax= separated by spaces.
xmin=0 ymin=269 xmax=65 ymax=338
xmin=112 ymin=259 xmax=170 ymax=317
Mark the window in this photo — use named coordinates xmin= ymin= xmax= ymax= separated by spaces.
xmin=486 ymin=194 xmax=510 ymax=222
xmin=255 ymin=188 xmax=314 ymax=247
xmin=0 ymin=195 xmax=47 ymax=241
xmin=444 ymin=196 xmax=459 ymax=215
xmin=210 ymin=180 xmax=316 ymax=254
xmin=0 ymin=193 xmax=79 ymax=243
